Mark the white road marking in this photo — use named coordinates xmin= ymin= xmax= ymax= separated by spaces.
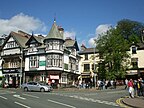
xmin=0 ymin=95 xmax=7 ymax=100
xmin=22 ymin=93 xmax=39 ymax=98
xmin=48 ymin=99 xmax=76 ymax=108
xmin=14 ymin=101 xmax=31 ymax=108
xmin=51 ymin=93 xmax=119 ymax=107
xmin=13 ymin=94 xmax=26 ymax=100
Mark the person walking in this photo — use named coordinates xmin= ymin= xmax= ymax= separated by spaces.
xmin=128 ymin=79 xmax=134 ymax=98
xmin=125 ymin=78 xmax=128 ymax=89
xmin=137 ymin=78 xmax=144 ymax=97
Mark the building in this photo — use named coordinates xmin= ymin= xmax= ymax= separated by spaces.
xmin=0 ymin=31 xmax=30 ymax=87
xmin=78 ymin=42 xmax=144 ymax=83
xmin=78 ymin=44 xmax=100 ymax=86
xmin=127 ymin=43 xmax=144 ymax=79
xmin=24 ymin=20 xmax=80 ymax=88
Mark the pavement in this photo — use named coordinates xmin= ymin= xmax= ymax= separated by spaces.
xmin=122 ymin=96 xmax=144 ymax=108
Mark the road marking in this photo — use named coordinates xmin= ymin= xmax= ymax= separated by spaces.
xmin=116 ymin=98 xmax=131 ymax=108
xmin=48 ymin=99 xmax=76 ymax=108
xmin=13 ymin=94 xmax=26 ymax=100
xmin=0 ymin=96 xmax=7 ymax=100
xmin=14 ymin=101 xmax=31 ymax=108
xmin=107 ymin=90 xmax=124 ymax=94
xmin=50 ymin=93 xmax=119 ymax=107
xmin=22 ymin=93 xmax=39 ymax=98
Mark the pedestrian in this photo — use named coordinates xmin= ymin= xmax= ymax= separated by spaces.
xmin=137 ymin=78 xmax=144 ymax=97
xmin=128 ymin=79 xmax=134 ymax=98
xmin=125 ymin=78 xmax=128 ymax=89
xmin=113 ymin=79 xmax=116 ymax=89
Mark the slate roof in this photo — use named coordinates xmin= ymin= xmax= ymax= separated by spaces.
xmin=44 ymin=21 xmax=63 ymax=41
xmin=64 ymin=38 xmax=79 ymax=51
xmin=9 ymin=31 xmax=30 ymax=48
xmin=78 ymin=47 xmax=99 ymax=54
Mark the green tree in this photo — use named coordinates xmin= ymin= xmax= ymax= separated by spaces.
xmin=96 ymin=28 xmax=130 ymax=80
xmin=117 ymin=19 xmax=144 ymax=44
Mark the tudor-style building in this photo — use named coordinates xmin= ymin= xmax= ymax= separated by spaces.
xmin=0 ymin=31 xmax=30 ymax=87
xmin=24 ymin=20 xmax=80 ymax=87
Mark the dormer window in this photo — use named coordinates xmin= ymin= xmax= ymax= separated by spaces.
xmin=132 ymin=47 xmax=136 ymax=54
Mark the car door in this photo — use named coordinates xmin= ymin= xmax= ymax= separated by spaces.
xmin=27 ymin=82 xmax=33 ymax=91
xmin=33 ymin=82 xmax=40 ymax=91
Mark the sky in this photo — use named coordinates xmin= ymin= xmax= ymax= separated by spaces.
xmin=0 ymin=0 xmax=144 ymax=48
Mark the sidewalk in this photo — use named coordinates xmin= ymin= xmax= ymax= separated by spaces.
xmin=122 ymin=96 xmax=144 ymax=108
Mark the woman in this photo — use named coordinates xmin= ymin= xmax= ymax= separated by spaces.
xmin=128 ymin=79 xmax=134 ymax=98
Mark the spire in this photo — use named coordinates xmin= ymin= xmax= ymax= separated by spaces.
xmin=31 ymin=31 xmax=34 ymax=36
xmin=54 ymin=13 xmax=56 ymax=23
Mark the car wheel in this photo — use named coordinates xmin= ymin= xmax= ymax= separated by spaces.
xmin=40 ymin=88 xmax=45 ymax=92
xmin=24 ymin=87 xmax=28 ymax=92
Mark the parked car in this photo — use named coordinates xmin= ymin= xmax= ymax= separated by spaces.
xmin=21 ymin=82 xmax=53 ymax=92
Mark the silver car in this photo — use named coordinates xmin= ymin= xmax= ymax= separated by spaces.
xmin=21 ymin=82 xmax=53 ymax=92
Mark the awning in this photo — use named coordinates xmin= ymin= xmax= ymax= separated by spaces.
xmin=50 ymin=75 xmax=59 ymax=79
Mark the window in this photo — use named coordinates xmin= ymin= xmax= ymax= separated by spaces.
xmin=53 ymin=41 xmax=59 ymax=50
xmin=92 ymin=64 xmax=97 ymax=71
xmin=132 ymin=47 xmax=136 ymax=54
xmin=84 ymin=64 xmax=90 ymax=72
xmin=131 ymin=58 xmax=138 ymax=69
xmin=85 ymin=54 xmax=88 ymax=60
xmin=49 ymin=42 xmax=53 ymax=49
xmin=71 ymin=49 xmax=76 ymax=55
xmin=61 ymin=75 xmax=67 ymax=83
xmin=6 ymin=41 xmax=18 ymax=48
xmin=47 ymin=54 xmax=62 ymax=67
xmin=60 ymin=43 xmax=63 ymax=51
xmin=69 ymin=58 xmax=76 ymax=71
xmin=8 ymin=59 xmax=19 ymax=68
xmin=30 ymin=56 xmax=38 ymax=68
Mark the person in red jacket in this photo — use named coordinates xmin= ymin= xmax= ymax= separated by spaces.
xmin=128 ymin=79 xmax=134 ymax=98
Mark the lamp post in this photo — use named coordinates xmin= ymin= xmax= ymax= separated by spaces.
xmin=19 ymin=56 xmax=22 ymax=88
xmin=93 ymin=39 xmax=97 ymax=88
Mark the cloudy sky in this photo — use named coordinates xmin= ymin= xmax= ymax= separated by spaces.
xmin=0 ymin=0 xmax=144 ymax=47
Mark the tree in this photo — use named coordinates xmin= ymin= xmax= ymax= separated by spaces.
xmin=116 ymin=19 xmax=144 ymax=44
xmin=96 ymin=28 xmax=130 ymax=80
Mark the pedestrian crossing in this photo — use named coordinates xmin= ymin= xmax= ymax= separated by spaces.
xmin=50 ymin=93 xmax=119 ymax=107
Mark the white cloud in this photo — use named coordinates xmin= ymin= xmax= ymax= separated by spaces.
xmin=88 ymin=24 xmax=112 ymax=47
xmin=0 ymin=13 xmax=47 ymax=36
xmin=96 ymin=24 xmax=112 ymax=36
xmin=64 ymin=31 xmax=76 ymax=39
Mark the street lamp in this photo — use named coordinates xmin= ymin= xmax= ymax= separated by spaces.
xmin=93 ymin=39 xmax=97 ymax=88
xmin=19 ymin=56 xmax=23 ymax=88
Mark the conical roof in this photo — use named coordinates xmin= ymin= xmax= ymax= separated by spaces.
xmin=44 ymin=21 xmax=63 ymax=40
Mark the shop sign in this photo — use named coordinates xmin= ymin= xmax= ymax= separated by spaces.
xmin=39 ymin=61 xmax=46 ymax=66
xmin=50 ymin=75 xmax=59 ymax=79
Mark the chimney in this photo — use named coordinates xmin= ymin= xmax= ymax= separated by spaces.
xmin=58 ymin=26 xmax=64 ymax=36
xmin=81 ymin=44 xmax=86 ymax=51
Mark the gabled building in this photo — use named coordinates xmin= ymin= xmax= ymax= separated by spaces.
xmin=0 ymin=31 xmax=30 ymax=87
xmin=127 ymin=43 xmax=144 ymax=79
xmin=24 ymin=20 xmax=80 ymax=87
xmin=78 ymin=44 xmax=100 ymax=86
xmin=78 ymin=42 xmax=144 ymax=83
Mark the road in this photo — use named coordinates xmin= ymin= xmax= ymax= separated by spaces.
xmin=0 ymin=87 xmax=128 ymax=108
